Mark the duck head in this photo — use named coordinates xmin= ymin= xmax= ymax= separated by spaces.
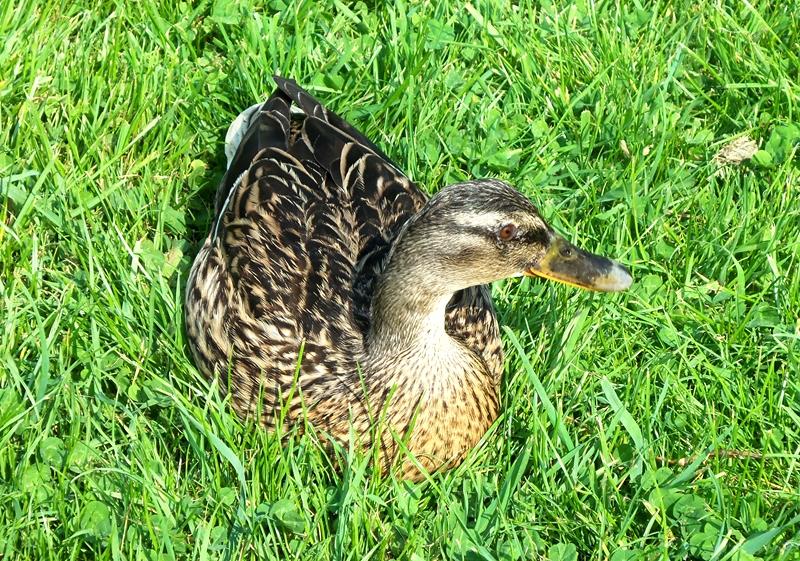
xmin=389 ymin=180 xmax=633 ymax=293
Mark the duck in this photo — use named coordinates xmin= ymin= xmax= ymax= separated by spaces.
xmin=185 ymin=76 xmax=632 ymax=481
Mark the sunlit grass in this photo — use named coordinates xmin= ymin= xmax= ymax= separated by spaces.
xmin=1 ymin=1 xmax=799 ymax=559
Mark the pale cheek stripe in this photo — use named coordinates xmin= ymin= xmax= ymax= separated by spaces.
xmin=450 ymin=212 xmax=506 ymax=229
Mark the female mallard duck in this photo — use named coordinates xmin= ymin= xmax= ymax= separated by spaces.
xmin=185 ymin=77 xmax=632 ymax=480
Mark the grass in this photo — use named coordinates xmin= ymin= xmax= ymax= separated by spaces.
xmin=1 ymin=0 xmax=799 ymax=559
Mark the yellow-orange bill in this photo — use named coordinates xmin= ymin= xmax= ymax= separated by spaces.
xmin=525 ymin=236 xmax=632 ymax=292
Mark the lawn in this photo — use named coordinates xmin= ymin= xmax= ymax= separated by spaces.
xmin=1 ymin=0 xmax=799 ymax=559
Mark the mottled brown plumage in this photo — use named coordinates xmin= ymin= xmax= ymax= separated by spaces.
xmin=185 ymin=77 xmax=632 ymax=480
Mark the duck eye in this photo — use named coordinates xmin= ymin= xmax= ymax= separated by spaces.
xmin=498 ymin=224 xmax=517 ymax=241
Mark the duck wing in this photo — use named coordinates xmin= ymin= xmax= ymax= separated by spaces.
xmin=273 ymin=78 xmax=502 ymax=378
xmin=189 ymin=78 xmax=427 ymax=398
xmin=272 ymin=77 xmax=431 ymax=332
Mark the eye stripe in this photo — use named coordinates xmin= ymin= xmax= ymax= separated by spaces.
xmin=522 ymin=227 xmax=551 ymax=246
xmin=446 ymin=223 xmax=551 ymax=246
xmin=447 ymin=225 xmax=492 ymax=237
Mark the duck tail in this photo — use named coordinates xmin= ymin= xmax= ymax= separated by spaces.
xmin=214 ymin=88 xmax=292 ymax=218
xmin=272 ymin=75 xmax=398 ymax=166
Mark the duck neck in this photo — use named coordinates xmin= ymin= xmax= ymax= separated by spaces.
xmin=367 ymin=263 xmax=456 ymax=356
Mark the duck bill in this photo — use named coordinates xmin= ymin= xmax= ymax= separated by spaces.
xmin=525 ymin=236 xmax=632 ymax=292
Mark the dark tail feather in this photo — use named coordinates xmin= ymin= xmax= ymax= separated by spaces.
xmin=302 ymin=116 xmax=352 ymax=188
xmin=272 ymin=75 xmax=402 ymax=170
xmin=215 ymin=90 xmax=292 ymax=217
xmin=303 ymin=115 xmax=425 ymax=217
